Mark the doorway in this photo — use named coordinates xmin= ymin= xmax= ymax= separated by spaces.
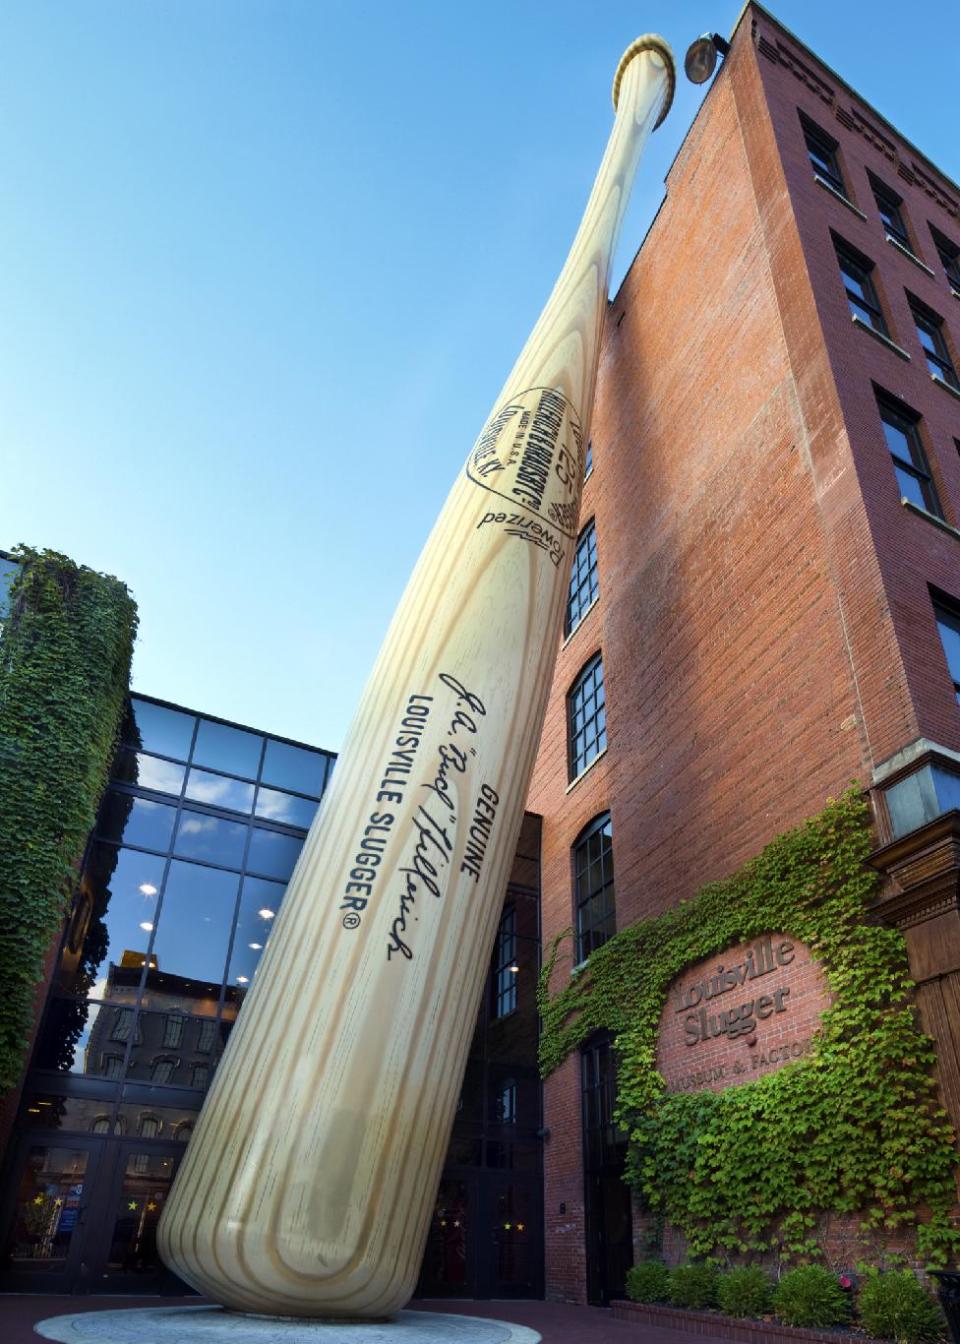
xmin=581 ymin=1033 xmax=633 ymax=1305
xmin=0 ymin=1133 xmax=187 ymax=1294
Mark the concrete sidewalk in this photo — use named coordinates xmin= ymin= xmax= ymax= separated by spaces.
xmin=0 ymin=1294 xmax=730 ymax=1344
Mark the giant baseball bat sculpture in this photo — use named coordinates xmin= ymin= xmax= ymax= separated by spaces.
xmin=159 ymin=35 xmax=674 ymax=1318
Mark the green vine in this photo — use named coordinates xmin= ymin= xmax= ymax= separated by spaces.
xmin=0 ymin=546 xmax=137 ymax=1094
xmin=538 ymin=792 xmax=960 ymax=1266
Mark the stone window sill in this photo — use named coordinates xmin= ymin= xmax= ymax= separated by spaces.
xmin=813 ymin=173 xmax=866 ymax=220
xmin=901 ymin=498 xmax=960 ymax=541
xmin=565 ymin=746 xmax=608 ymax=795
xmin=885 ymin=233 xmax=936 ymax=277
xmin=931 ymin=372 xmax=960 ymax=403
xmin=851 ymin=313 xmax=911 ymax=360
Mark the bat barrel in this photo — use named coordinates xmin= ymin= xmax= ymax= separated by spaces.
xmin=158 ymin=33 xmax=674 ymax=1319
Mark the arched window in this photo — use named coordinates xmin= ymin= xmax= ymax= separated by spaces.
xmin=573 ymin=814 xmax=614 ymax=961
xmin=567 ymin=654 xmax=606 ymax=781
xmin=151 ymin=1057 xmax=177 ymax=1085
xmin=138 ymin=1115 xmax=161 ymax=1139
xmin=565 ymin=520 xmax=599 ymax=637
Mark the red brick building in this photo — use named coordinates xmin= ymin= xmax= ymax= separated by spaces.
xmin=529 ymin=2 xmax=960 ymax=1305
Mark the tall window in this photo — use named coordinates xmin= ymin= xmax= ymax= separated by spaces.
xmin=574 ymin=814 xmax=615 ymax=961
xmin=151 ymin=1057 xmax=176 ymax=1084
xmin=870 ymin=175 xmax=911 ymax=250
xmin=934 ymin=599 xmax=960 ymax=703
xmin=566 ymin=520 xmax=599 ymax=636
xmin=109 ymin=1009 xmax=135 ymax=1043
xmin=875 ymin=392 xmax=941 ymax=517
xmin=584 ymin=440 xmax=593 ymax=479
xmin=491 ymin=906 xmax=518 ymax=1019
xmin=162 ymin=1013 xmax=185 ymax=1049
xmin=834 ymin=238 xmax=887 ymax=334
xmin=908 ymin=295 xmax=959 ymax=388
xmin=568 ymin=654 xmax=606 ymax=780
xmin=801 ymin=114 xmax=845 ymax=196
xmin=930 ymin=225 xmax=960 ymax=293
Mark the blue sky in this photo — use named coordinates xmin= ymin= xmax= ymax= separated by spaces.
xmin=3 ymin=1 xmax=956 ymax=751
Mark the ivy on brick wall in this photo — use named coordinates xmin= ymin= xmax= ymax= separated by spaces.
xmin=537 ymin=792 xmax=960 ymax=1266
xmin=0 ymin=546 xmax=137 ymax=1093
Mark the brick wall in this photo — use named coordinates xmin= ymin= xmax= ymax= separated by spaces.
xmin=528 ymin=4 xmax=960 ymax=1302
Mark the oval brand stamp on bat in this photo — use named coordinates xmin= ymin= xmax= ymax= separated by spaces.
xmin=466 ymin=386 xmax=584 ymax=564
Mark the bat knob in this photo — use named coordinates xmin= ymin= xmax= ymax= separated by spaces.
xmin=612 ymin=34 xmax=675 ymax=127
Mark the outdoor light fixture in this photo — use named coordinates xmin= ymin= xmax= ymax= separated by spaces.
xmin=683 ymin=32 xmax=730 ymax=84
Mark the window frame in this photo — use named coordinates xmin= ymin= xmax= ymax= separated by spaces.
xmin=567 ymin=653 xmax=607 ymax=782
xmin=934 ymin=597 xmax=960 ymax=703
xmin=875 ymin=389 xmax=942 ymax=518
xmin=870 ymin=174 xmax=912 ymax=251
xmin=907 ymin=293 xmax=959 ymax=388
xmin=491 ymin=905 xmax=518 ymax=1020
xmin=800 ymin=113 xmax=846 ymax=198
xmin=930 ymin=224 xmax=960 ymax=293
xmin=565 ymin=518 xmax=600 ymax=637
xmin=573 ymin=813 xmax=615 ymax=963
xmin=833 ymin=235 xmax=887 ymax=334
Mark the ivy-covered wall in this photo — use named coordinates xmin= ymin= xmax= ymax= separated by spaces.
xmin=538 ymin=792 xmax=960 ymax=1267
xmin=0 ymin=546 xmax=137 ymax=1095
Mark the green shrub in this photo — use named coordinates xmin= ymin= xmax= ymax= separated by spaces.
xmin=772 ymin=1265 xmax=849 ymax=1328
xmin=668 ymin=1262 xmax=719 ymax=1310
xmin=716 ymin=1266 xmax=772 ymax=1318
xmin=857 ymin=1270 xmax=946 ymax=1343
xmin=625 ymin=1260 xmax=670 ymax=1303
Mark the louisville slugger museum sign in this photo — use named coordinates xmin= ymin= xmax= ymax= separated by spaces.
xmin=656 ymin=935 xmax=830 ymax=1094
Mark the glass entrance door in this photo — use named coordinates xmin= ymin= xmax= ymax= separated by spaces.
xmin=0 ymin=1138 xmax=102 ymax=1292
xmin=0 ymin=1135 xmax=187 ymax=1294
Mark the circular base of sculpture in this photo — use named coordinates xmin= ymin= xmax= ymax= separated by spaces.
xmin=34 ymin=1305 xmax=542 ymax=1344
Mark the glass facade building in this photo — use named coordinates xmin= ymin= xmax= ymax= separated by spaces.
xmin=0 ymin=694 xmax=543 ymax=1297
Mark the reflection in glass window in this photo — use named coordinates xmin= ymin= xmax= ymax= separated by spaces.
xmin=262 ymin=738 xmax=328 ymax=797
xmin=139 ymin=1116 xmax=160 ymax=1139
xmin=876 ymin=393 xmax=941 ymax=517
xmin=174 ymin=809 xmax=247 ymax=868
xmin=191 ymin=1065 xmax=209 ymax=1090
xmin=97 ymin=792 xmax=177 ymax=852
xmin=185 ymin=769 xmax=255 ymax=814
xmin=495 ymin=1079 xmax=517 ymax=1125
xmin=254 ymin=787 xmax=318 ymax=829
xmin=196 ymin=1019 xmax=217 ymax=1053
xmin=229 ymin=876 xmax=286 ymax=992
xmin=126 ymin=752 xmax=185 ymax=796
xmin=124 ymin=698 xmax=196 ymax=762
xmin=0 ymin=554 xmax=20 ymax=622
xmin=193 ymin=719 xmax=263 ymax=779
xmin=109 ymin=1008 xmax=135 ymax=1043
xmin=162 ymin=1014 xmax=185 ymax=1048
xmin=247 ymin=827 xmax=302 ymax=881
xmin=35 ymin=1000 xmax=140 ymax=1077
xmin=151 ymin=1058 xmax=176 ymax=1084
xmin=149 ymin=860 xmax=239 ymax=986
xmin=58 ymin=844 xmax=165 ymax=998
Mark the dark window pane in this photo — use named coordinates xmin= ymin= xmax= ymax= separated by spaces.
xmin=574 ymin=815 xmax=615 ymax=962
xmin=58 ymin=845 xmax=165 ymax=998
xmin=4 ymin=1145 xmax=90 ymax=1268
xmin=565 ymin=520 xmax=600 ymax=636
xmin=246 ymin=827 xmax=303 ymax=881
xmin=192 ymin=719 xmax=262 ymax=779
xmin=894 ymin=465 xmax=928 ymax=510
xmin=174 ymin=809 xmax=247 ymax=868
xmin=149 ymin=859 xmax=239 ymax=985
xmin=584 ymin=440 xmax=593 ymax=478
xmin=124 ymin=698 xmax=195 ymax=762
xmin=20 ymin=1094 xmax=122 ymax=1134
xmin=97 ymin=792 xmax=176 ymax=852
xmin=185 ymin=768 xmax=255 ymax=814
xmin=567 ymin=655 xmax=607 ymax=779
xmin=116 ymin=1103 xmax=199 ymax=1140
xmin=261 ymin=739 xmax=329 ymax=797
xmin=254 ymin=787 xmax=318 ymax=829
xmin=228 ymin=877 xmax=286 ymax=997
xmin=125 ymin=1008 xmax=225 ymax=1087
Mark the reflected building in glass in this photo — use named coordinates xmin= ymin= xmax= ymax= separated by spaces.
xmin=0 ymin=692 xmax=543 ymax=1298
